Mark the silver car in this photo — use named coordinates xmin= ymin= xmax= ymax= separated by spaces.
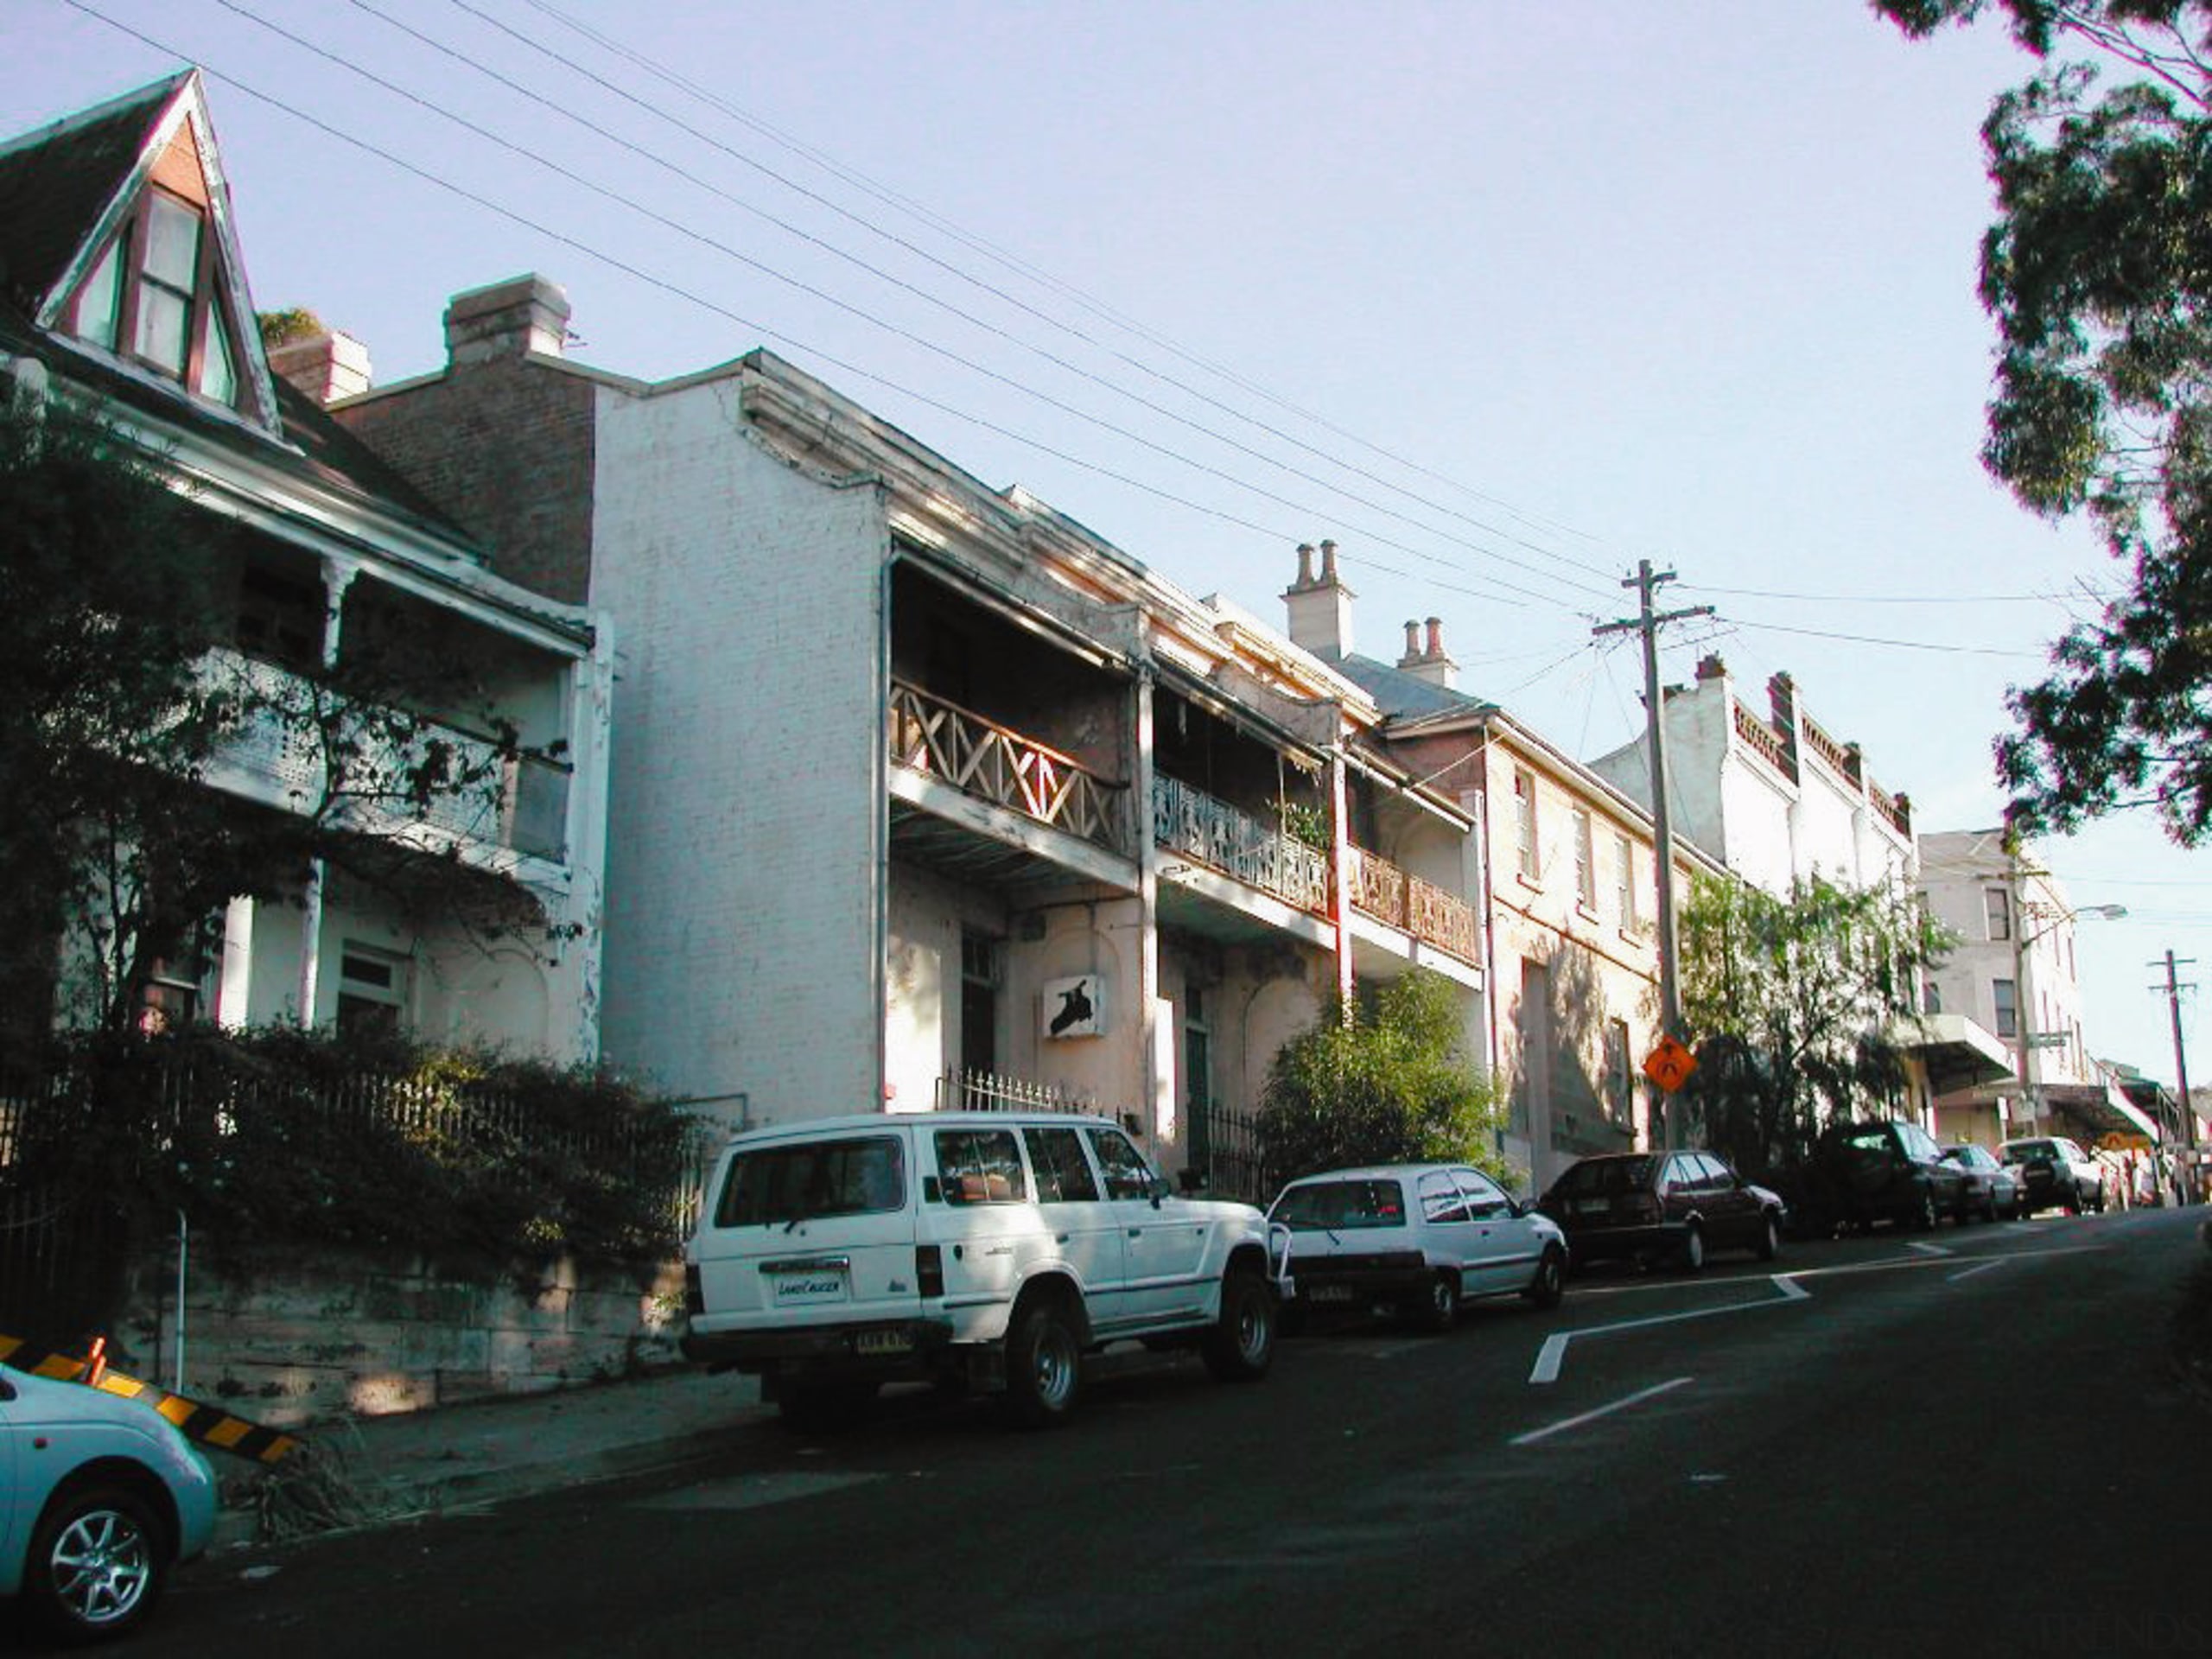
xmin=1 ymin=1366 xmax=218 ymax=1642
xmin=1268 ymin=1162 xmax=1567 ymax=1332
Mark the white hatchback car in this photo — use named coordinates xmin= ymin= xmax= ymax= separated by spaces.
xmin=1268 ymin=1162 xmax=1567 ymax=1332
xmin=1 ymin=1366 xmax=218 ymax=1643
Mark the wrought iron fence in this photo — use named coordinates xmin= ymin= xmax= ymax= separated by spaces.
xmin=1187 ymin=1102 xmax=1271 ymax=1205
xmin=934 ymin=1070 xmax=1115 ymax=1117
xmin=1153 ymin=774 xmax=1328 ymax=915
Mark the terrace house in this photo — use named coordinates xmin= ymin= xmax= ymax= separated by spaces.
xmin=0 ymin=75 xmax=612 ymax=1058
xmin=328 ymin=276 xmax=1485 ymax=1192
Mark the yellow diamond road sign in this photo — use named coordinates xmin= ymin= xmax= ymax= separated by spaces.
xmin=1642 ymin=1035 xmax=1697 ymax=1094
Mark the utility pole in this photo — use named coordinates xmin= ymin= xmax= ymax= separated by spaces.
xmin=1595 ymin=560 xmax=1713 ymax=1148
xmin=2155 ymin=950 xmax=2197 ymax=1204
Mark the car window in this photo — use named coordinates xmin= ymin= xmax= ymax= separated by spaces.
xmin=2004 ymin=1140 xmax=2056 ymax=1163
xmin=1899 ymin=1124 xmax=1942 ymax=1160
xmin=1419 ymin=1170 xmax=1472 ymax=1224
xmin=1690 ymin=1154 xmax=1726 ymax=1187
xmin=1842 ymin=1127 xmax=1892 ymax=1153
xmin=1025 ymin=1125 xmax=1102 ymax=1204
xmin=935 ymin=1128 xmax=1028 ymax=1205
xmin=1455 ymin=1167 xmax=1511 ymax=1218
xmin=1551 ymin=1156 xmax=1655 ymax=1197
xmin=1087 ymin=1128 xmax=1157 ymax=1200
xmin=715 ymin=1135 xmax=906 ymax=1227
xmin=1273 ymin=1179 xmax=1407 ymax=1230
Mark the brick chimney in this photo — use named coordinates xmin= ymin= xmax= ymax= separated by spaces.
xmin=1282 ymin=538 xmax=1356 ymax=659
xmin=1395 ymin=614 xmax=1459 ymax=690
xmin=267 ymin=330 xmax=372 ymax=405
xmin=443 ymin=274 xmax=569 ymax=367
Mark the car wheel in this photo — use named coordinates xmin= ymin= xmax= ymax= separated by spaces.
xmin=1006 ymin=1296 xmax=1084 ymax=1427
xmin=1680 ymin=1223 xmax=1706 ymax=1273
xmin=1756 ymin=1211 xmax=1781 ymax=1262
xmin=23 ymin=1481 xmax=168 ymax=1643
xmin=777 ymin=1379 xmax=879 ymax=1434
xmin=1412 ymin=1269 xmax=1459 ymax=1333
xmin=1522 ymin=1246 xmax=1566 ymax=1309
xmin=1201 ymin=1270 xmax=1277 ymax=1380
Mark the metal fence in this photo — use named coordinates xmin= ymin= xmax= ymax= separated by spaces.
xmin=1188 ymin=1102 xmax=1271 ymax=1205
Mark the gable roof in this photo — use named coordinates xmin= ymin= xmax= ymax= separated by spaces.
xmin=0 ymin=67 xmax=282 ymax=440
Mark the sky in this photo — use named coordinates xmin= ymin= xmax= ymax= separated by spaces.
xmin=5 ymin=0 xmax=2209 ymax=1090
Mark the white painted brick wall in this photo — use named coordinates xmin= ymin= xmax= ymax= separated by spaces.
xmin=590 ymin=383 xmax=887 ymax=1128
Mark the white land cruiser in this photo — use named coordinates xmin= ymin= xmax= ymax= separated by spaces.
xmin=681 ymin=1111 xmax=1293 ymax=1429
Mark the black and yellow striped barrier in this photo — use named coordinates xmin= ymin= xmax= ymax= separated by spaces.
xmin=1 ymin=1332 xmax=301 ymax=1464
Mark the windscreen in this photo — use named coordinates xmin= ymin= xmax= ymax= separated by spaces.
xmin=1549 ymin=1156 xmax=1656 ymax=1198
xmin=1272 ymin=1179 xmax=1407 ymax=1230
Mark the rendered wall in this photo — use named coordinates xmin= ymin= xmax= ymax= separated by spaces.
xmin=590 ymin=383 xmax=887 ymax=1128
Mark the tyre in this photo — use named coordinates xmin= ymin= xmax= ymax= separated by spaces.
xmin=1005 ymin=1297 xmax=1084 ymax=1427
xmin=1910 ymin=1189 xmax=1937 ymax=1231
xmin=1679 ymin=1223 xmax=1706 ymax=1273
xmin=1522 ymin=1247 xmax=1566 ymax=1309
xmin=1410 ymin=1270 xmax=1459 ymax=1333
xmin=22 ymin=1482 xmax=168 ymax=1643
xmin=1756 ymin=1211 xmax=1781 ymax=1262
xmin=776 ymin=1379 xmax=878 ymax=1434
xmin=1201 ymin=1271 xmax=1276 ymax=1380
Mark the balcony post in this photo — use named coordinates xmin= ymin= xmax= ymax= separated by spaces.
xmin=1135 ymin=660 xmax=1166 ymax=1142
xmin=1328 ymin=741 xmax=1353 ymax=1009
xmin=295 ymin=557 xmax=357 ymax=1028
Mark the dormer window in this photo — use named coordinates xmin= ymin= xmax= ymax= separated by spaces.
xmin=67 ymin=186 xmax=245 ymax=412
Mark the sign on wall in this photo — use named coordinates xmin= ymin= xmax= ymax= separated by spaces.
xmin=1042 ymin=975 xmax=1106 ymax=1039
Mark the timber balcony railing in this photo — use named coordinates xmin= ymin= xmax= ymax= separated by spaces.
xmin=1348 ymin=846 xmax=1481 ymax=963
xmin=1152 ymin=774 xmax=1329 ymax=916
xmin=203 ymin=650 xmax=570 ymax=862
xmin=888 ymin=679 xmax=1130 ymax=856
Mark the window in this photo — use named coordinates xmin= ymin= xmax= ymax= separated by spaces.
xmin=1453 ymin=1168 xmax=1512 ymax=1219
xmin=1513 ymin=771 xmax=1539 ymax=880
xmin=1572 ymin=810 xmax=1596 ymax=909
xmin=1418 ymin=1170 xmax=1472 ymax=1224
xmin=68 ymin=186 xmax=247 ymax=410
xmin=1985 ymin=887 xmax=2012 ymax=941
xmin=1923 ymin=976 xmax=1942 ymax=1015
xmin=236 ymin=563 xmax=327 ymax=670
xmin=1274 ymin=1179 xmax=1406 ymax=1230
xmin=959 ymin=931 xmax=999 ymax=1078
xmin=935 ymin=1128 xmax=1027 ymax=1205
xmin=336 ymin=944 xmax=410 ymax=1036
xmin=1613 ymin=832 xmax=1638 ymax=931
xmin=1604 ymin=1019 xmax=1632 ymax=1121
xmin=1024 ymin=1126 xmax=1101 ymax=1204
xmin=1086 ymin=1128 xmax=1157 ymax=1200
xmin=1993 ymin=977 xmax=2018 ymax=1039
xmin=716 ymin=1136 xmax=905 ymax=1227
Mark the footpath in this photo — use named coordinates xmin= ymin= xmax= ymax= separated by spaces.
xmin=217 ymin=1366 xmax=771 ymax=1552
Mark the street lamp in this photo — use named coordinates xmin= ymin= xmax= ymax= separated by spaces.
xmin=2014 ymin=900 xmax=2127 ymax=1137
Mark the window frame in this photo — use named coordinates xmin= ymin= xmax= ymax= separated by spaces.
xmin=66 ymin=184 xmax=251 ymax=414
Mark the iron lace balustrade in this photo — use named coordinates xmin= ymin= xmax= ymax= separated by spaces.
xmin=1152 ymin=775 xmax=1329 ymax=916
xmin=1349 ymin=846 xmax=1478 ymax=963
xmin=888 ymin=679 xmax=1129 ymax=855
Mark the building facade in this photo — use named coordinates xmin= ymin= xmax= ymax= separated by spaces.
xmin=0 ymin=76 xmax=612 ymax=1059
xmin=332 ymin=277 xmax=1484 ymax=1190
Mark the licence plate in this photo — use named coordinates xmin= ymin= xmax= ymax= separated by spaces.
xmin=772 ymin=1270 xmax=848 ymax=1305
xmin=854 ymin=1330 xmax=912 ymax=1357
xmin=1310 ymin=1285 xmax=1356 ymax=1304
xmin=1574 ymin=1198 xmax=1611 ymax=1215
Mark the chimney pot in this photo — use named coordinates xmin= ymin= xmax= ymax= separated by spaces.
xmin=267 ymin=329 xmax=372 ymax=405
xmin=1319 ymin=539 xmax=1338 ymax=582
xmin=1424 ymin=617 xmax=1444 ymax=659
xmin=1296 ymin=543 xmax=1315 ymax=587
xmin=1401 ymin=620 xmax=1422 ymax=664
xmin=1695 ymin=653 xmax=1727 ymax=683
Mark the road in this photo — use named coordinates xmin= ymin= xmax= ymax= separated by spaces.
xmin=33 ymin=1206 xmax=2212 ymax=1657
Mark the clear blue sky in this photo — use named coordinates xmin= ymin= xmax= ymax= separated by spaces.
xmin=6 ymin=0 xmax=2206 ymax=1089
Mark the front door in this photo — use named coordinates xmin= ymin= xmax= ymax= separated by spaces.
xmin=1022 ymin=1124 xmax=1125 ymax=1327
xmin=1090 ymin=1126 xmax=1211 ymax=1325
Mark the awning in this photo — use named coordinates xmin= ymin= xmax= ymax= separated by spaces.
xmin=1891 ymin=1014 xmax=2016 ymax=1096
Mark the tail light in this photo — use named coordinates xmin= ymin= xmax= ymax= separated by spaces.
xmin=916 ymin=1244 xmax=944 ymax=1299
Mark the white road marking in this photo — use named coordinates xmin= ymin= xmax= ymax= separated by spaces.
xmin=1947 ymin=1258 xmax=2006 ymax=1282
xmin=1529 ymin=1274 xmax=1809 ymax=1383
xmin=1509 ymin=1376 xmax=1695 ymax=1446
xmin=1905 ymin=1241 xmax=1954 ymax=1257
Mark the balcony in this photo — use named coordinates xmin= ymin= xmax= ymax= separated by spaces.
xmin=205 ymin=650 xmax=570 ymax=862
xmin=1349 ymin=846 xmax=1480 ymax=963
xmin=1153 ymin=775 xmax=1328 ymax=916
xmin=888 ymin=680 xmax=1128 ymax=856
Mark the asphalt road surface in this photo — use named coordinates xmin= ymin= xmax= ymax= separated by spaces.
xmin=22 ymin=1206 xmax=2211 ymax=1658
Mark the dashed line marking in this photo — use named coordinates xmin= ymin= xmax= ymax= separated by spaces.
xmin=1946 ymin=1259 xmax=2006 ymax=1282
xmin=1529 ymin=1274 xmax=1809 ymax=1384
xmin=1905 ymin=1241 xmax=1954 ymax=1258
xmin=1510 ymin=1376 xmax=1696 ymax=1446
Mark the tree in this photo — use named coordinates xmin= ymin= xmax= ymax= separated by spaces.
xmin=1675 ymin=872 xmax=1952 ymax=1174
xmin=1875 ymin=2 xmax=2212 ymax=843
xmin=0 ymin=397 xmax=554 ymax=1039
xmin=1257 ymin=971 xmax=1509 ymax=1186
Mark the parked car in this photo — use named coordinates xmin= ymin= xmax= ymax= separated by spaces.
xmin=1999 ymin=1135 xmax=2107 ymax=1215
xmin=682 ymin=1112 xmax=1291 ymax=1430
xmin=1941 ymin=1142 xmax=2021 ymax=1221
xmin=1 ymin=1365 xmax=218 ymax=1643
xmin=1266 ymin=1163 xmax=1567 ymax=1332
xmin=1535 ymin=1150 xmax=1785 ymax=1272
xmin=1804 ymin=1119 xmax=1969 ymax=1231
